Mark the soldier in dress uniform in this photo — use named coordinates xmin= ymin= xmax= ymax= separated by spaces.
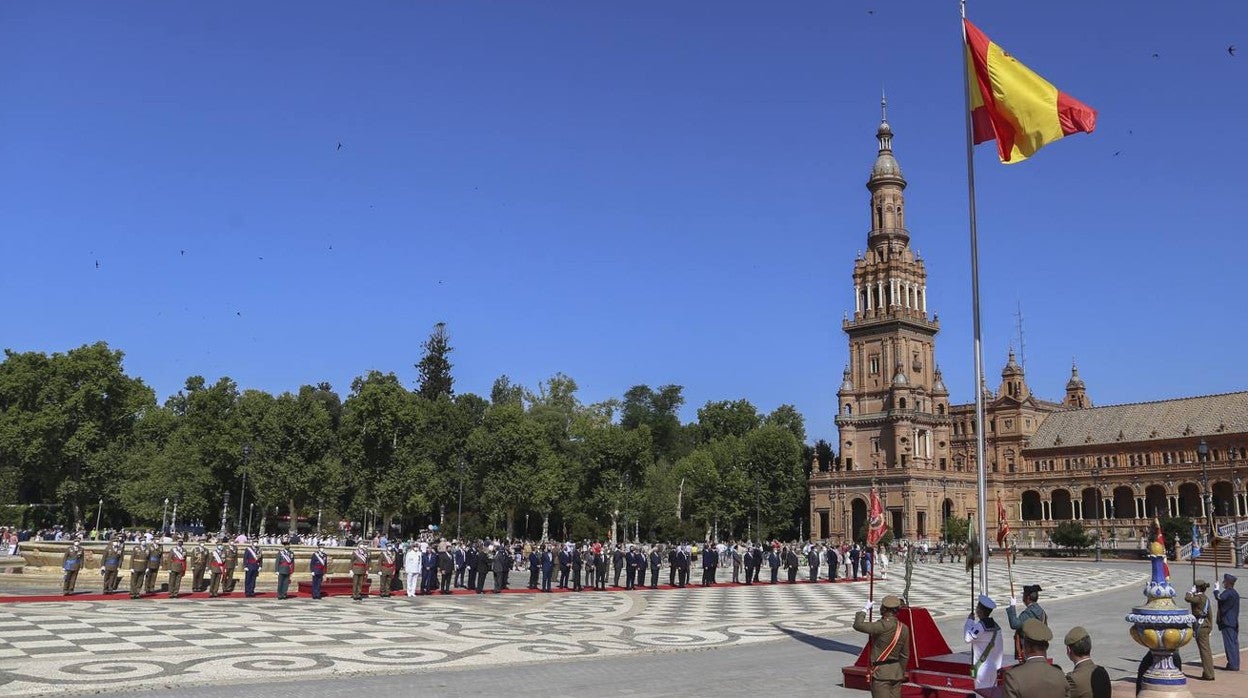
xmin=853 ymin=595 xmax=910 ymax=698
xmin=648 ymin=546 xmax=661 ymax=589
xmin=350 ymin=542 xmax=369 ymax=600
xmin=275 ymin=538 xmax=295 ymax=599
xmin=62 ymin=537 xmax=85 ymax=595
xmin=129 ymin=539 xmax=149 ymax=598
xmin=376 ymin=543 xmax=396 ymax=597
xmin=143 ymin=536 xmax=163 ymax=594
xmin=208 ymin=539 xmax=226 ymax=597
xmin=1185 ymin=579 xmax=1215 ymax=681
xmin=102 ymin=534 xmax=124 ymax=593
xmin=1063 ymin=626 xmax=1111 ymax=698
xmin=310 ymin=544 xmax=329 ymax=599
xmin=1006 ymin=584 xmax=1049 ymax=661
xmin=167 ymin=535 xmax=188 ymax=598
xmin=964 ymin=595 xmax=1005 ymax=691
xmin=189 ymin=537 xmax=208 ymax=592
xmin=222 ymin=539 xmax=239 ymax=593
xmin=1001 ymin=618 xmax=1068 ymax=698
xmin=243 ymin=538 xmax=262 ymax=597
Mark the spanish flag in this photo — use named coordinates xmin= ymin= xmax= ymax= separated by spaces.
xmin=964 ymin=18 xmax=1097 ymax=163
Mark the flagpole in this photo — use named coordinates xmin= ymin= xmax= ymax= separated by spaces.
xmin=960 ymin=0 xmax=991 ymax=599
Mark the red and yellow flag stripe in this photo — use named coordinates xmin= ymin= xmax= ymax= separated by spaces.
xmin=964 ymin=18 xmax=1097 ymax=163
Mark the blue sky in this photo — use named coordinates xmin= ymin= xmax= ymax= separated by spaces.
xmin=2 ymin=1 xmax=1245 ymax=445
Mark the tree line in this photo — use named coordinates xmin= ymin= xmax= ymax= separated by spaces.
xmin=0 ymin=326 xmax=821 ymax=542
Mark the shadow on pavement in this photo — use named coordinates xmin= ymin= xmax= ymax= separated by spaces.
xmin=776 ymin=625 xmax=863 ymax=656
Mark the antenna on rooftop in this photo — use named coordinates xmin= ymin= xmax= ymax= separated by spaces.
xmin=1014 ymin=301 xmax=1027 ymax=372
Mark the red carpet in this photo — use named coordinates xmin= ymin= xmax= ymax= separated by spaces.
xmin=0 ymin=575 xmax=867 ymax=604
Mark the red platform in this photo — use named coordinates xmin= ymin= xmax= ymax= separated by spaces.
xmin=843 ymin=607 xmax=1014 ymax=698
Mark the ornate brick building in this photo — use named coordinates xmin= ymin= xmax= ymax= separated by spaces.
xmin=808 ymin=109 xmax=1248 ymax=546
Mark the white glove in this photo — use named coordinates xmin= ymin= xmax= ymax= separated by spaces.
xmin=1008 ymin=597 xmax=1018 ymax=607
xmin=1215 ymin=583 xmax=1221 ymax=593
xmin=1189 ymin=586 xmax=1197 ymax=594
xmin=862 ymin=601 xmax=873 ymax=614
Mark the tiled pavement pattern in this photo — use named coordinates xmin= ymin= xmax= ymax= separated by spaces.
xmin=0 ymin=561 xmax=1144 ymax=695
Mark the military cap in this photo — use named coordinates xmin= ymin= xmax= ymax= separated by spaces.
xmin=1064 ymin=626 xmax=1089 ymax=647
xmin=1021 ymin=618 xmax=1052 ymax=643
xmin=1195 ymin=579 xmax=1209 ymax=589
xmin=1225 ymin=573 xmax=1238 ymax=584
xmin=1023 ymin=584 xmax=1042 ymax=595
xmin=977 ymin=594 xmax=996 ymax=610
xmin=881 ymin=595 xmax=902 ymax=610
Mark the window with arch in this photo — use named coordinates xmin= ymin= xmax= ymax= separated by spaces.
xmin=937 ymin=404 xmax=945 ymax=416
xmin=898 ymin=398 xmax=907 ymax=410
xmin=844 ymin=404 xmax=853 ymax=415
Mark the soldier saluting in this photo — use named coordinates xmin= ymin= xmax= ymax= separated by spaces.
xmin=102 ymin=534 xmax=125 ymax=594
xmin=62 ymin=536 xmax=85 ymax=595
xmin=853 ymin=595 xmax=910 ymax=698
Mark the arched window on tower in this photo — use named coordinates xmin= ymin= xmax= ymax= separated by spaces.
xmin=898 ymin=398 xmax=907 ymax=410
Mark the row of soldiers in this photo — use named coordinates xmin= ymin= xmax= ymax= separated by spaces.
xmin=60 ymin=534 xmax=291 ymax=599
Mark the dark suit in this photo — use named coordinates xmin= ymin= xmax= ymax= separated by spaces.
xmin=491 ymin=548 xmax=510 ymax=593
xmin=527 ymin=551 xmax=541 ymax=589
xmin=648 ymin=550 xmax=660 ymax=588
xmin=767 ymin=550 xmax=780 ymax=583
xmin=612 ymin=549 xmax=624 ymax=587
xmin=438 ymin=550 xmax=454 ymax=594
xmin=558 ymin=549 xmax=571 ymax=588
xmin=540 ymin=551 xmax=554 ymax=592
xmin=807 ymin=549 xmax=820 ymax=582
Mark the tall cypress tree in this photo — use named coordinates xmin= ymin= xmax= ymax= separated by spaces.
xmin=416 ymin=322 xmax=454 ymax=400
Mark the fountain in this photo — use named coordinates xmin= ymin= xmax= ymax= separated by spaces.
xmin=1126 ymin=539 xmax=1196 ymax=697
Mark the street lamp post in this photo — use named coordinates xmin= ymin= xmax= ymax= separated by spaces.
xmin=238 ymin=444 xmax=251 ymax=533
xmin=1199 ymin=439 xmax=1211 ymax=536
xmin=1235 ymin=473 xmax=1242 ymax=568
xmin=456 ymin=457 xmax=466 ymax=541
xmin=1091 ymin=465 xmax=1102 ymax=562
xmin=220 ymin=491 xmax=230 ymax=537
xmin=249 ymin=503 xmax=255 ymax=538
xmin=94 ymin=497 xmax=104 ymax=535
xmin=161 ymin=498 xmax=170 ymax=535
xmin=940 ymin=477 xmax=949 ymax=561
xmin=171 ymin=499 xmax=179 ymax=536
xmin=316 ymin=500 xmax=323 ymax=537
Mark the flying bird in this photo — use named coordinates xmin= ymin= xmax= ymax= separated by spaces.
xmin=1152 ymin=53 xmax=1159 ymax=59
xmin=337 ymin=142 xmax=343 ymax=150
xmin=1113 ymin=151 xmax=1121 ymax=157
xmin=867 ymin=9 xmax=874 ymax=15
xmin=180 ymin=249 xmax=186 ymax=256
xmin=1231 ymin=45 xmax=1237 ymax=57
xmin=94 ymin=260 xmax=100 ymax=269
